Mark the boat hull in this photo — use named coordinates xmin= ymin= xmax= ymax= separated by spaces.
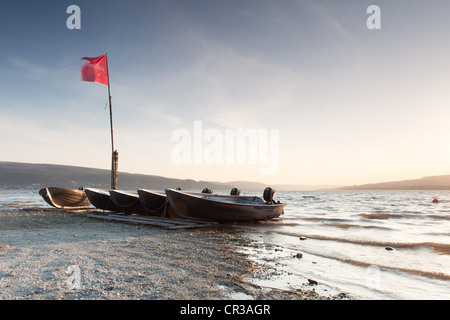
xmin=85 ymin=188 xmax=120 ymax=212
xmin=39 ymin=187 xmax=91 ymax=209
xmin=109 ymin=190 xmax=148 ymax=215
xmin=137 ymin=189 xmax=169 ymax=216
xmin=165 ymin=188 xmax=285 ymax=223
xmin=137 ymin=189 xmax=184 ymax=218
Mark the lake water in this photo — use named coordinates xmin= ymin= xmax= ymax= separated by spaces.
xmin=236 ymin=189 xmax=450 ymax=300
xmin=1 ymin=189 xmax=449 ymax=300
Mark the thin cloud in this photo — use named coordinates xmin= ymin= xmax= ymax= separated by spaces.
xmin=301 ymin=0 xmax=358 ymax=41
xmin=182 ymin=31 xmax=301 ymax=128
xmin=134 ymin=104 xmax=184 ymax=126
xmin=7 ymin=57 xmax=49 ymax=80
xmin=322 ymin=102 xmax=334 ymax=110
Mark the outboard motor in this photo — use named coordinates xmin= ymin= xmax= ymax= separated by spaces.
xmin=263 ymin=187 xmax=276 ymax=204
xmin=230 ymin=188 xmax=241 ymax=196
xmin=201 ymin=187 xmax=213 ymax=194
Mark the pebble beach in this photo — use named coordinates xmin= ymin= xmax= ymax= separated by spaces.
xmin=0 ymin=209 xmax=348 ymax=301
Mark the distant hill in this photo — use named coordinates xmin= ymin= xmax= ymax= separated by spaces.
xmin=338 ymin=175 xmax=450 ymax=190
xmin=0 ymin=161 xmax=234 ymax=191
xmin=9 ymin=161 xmax=446 ymax=191
xmin=0 ymin=161 xmax=322 ymax=191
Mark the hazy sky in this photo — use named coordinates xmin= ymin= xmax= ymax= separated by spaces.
xmin=1 ymin=0 xmax=450 ymax=186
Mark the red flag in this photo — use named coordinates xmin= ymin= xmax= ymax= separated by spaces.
xmin=80 ymin=55 xmax=108 ymax=86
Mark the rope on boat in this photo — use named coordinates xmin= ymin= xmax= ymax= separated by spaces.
xmin=142 ymin=199 xmax=167 ymax=215
xmin=105 ymin=193 xmax=167 ymax=215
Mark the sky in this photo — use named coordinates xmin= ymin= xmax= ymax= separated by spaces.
xmin=1 ymin=0 xmax=450 ymax=186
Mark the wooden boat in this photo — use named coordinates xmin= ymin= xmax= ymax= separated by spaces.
xmin=165 ymin=188 xmax=285 ymax=223
xmin=85 ymin=188 xmax=120 ymax=212
xmin=38 ymin=187 xmax=91 ymax=209
xmin=109 ymin=189 xmax=148 ymax=215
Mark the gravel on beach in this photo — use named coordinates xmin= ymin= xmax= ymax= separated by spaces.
xmin=0 ymin=209 xmax=348 ymax=300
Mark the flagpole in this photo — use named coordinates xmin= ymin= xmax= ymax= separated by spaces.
xmin=105 ymin=53 xmax=118 ymax=190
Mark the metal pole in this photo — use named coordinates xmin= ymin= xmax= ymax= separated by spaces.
xmin=113 ymin=150 xmax=118 ymax=190
xmin=105 ymin=53 xmax=118 ymax=190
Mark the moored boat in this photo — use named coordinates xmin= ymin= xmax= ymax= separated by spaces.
xmin=109 ymin=189 xmax=148 ymax=215
xmin=137 ymin=189 xmax=168 ymax=216
xmin=39 ymin=187 xmax=91 ymax=209
xmin=165 ymin=187 xmax=285 ymax=223
xmin=85 ymin=188 xmax=120 ymax=212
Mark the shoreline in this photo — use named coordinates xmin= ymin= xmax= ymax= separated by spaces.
xmin=0 ymin=209 xmax=350 ymax=300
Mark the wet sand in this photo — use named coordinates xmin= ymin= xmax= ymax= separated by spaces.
xmin=0 ymin=209 xmax=349 ymax=300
